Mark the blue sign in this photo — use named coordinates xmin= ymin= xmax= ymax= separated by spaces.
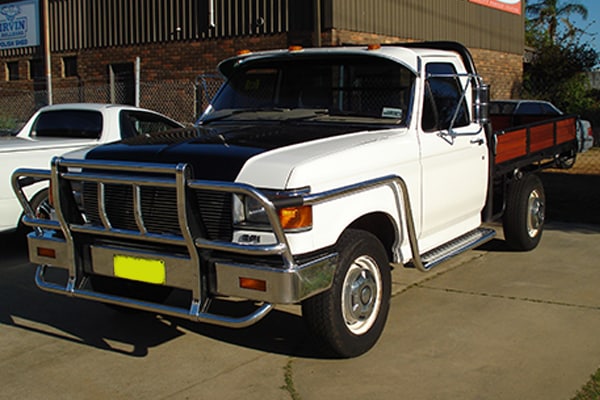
xmin=0 ymin=0 xmax=40 ymax=50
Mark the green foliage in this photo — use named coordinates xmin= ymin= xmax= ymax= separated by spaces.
xmin=572 ymin=367 xmax=600 ymax=399
xmin=526 ymin=0 xmax=590 ymax=45
xmin=0 ymin=114 xmax=18 ymax=131
xmin=522 ymin=42 xmax=598 ymax=114
xmin=523 ymin=1 xmax=599 ymax=115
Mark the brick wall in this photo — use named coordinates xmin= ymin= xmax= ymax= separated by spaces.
xmin=54 ymin=34 xmax=289 ymax=84
xmin=470 ymin=48 xmax=523 ymax=100
xmin=37 ymin=29 xmax=520 ymax=99
xmin=1 ymin=30 xmax=522 ymax=123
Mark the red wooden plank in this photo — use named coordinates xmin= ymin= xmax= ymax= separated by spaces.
xmin=495 ymin=128 xmax=527 ymax=164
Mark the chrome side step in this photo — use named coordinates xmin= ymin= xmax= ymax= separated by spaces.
xmin=409 ymin=227 xmax=496 ymax=271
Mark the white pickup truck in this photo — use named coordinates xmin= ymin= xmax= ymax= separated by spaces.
xmin=0 ymin=103 xmax=182 ymax=232
xmin=13 ymin=42 xmax=581 ymax=357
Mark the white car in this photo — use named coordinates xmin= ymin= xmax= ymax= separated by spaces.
xmin=0 ymin=103 xmax=183 ymax=232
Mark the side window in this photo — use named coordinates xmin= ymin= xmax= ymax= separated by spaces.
xmin=538 ymin=103 xmax=560 ymax=115
xmin=119 ymin=111 xmax=181 ymax=139
xmin=33 ymin=110 xmax=103 ymax=139
xmin=421 ymin=63 xmax=470 ymax=132
xmin=515 ymin=102 xmax=542 ymax=115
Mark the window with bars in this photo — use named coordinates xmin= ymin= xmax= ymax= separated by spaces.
xmin=6 ymin=62 xmax=19 ymax=81
xmin=62 ymin=56 xmax=78 ymax=77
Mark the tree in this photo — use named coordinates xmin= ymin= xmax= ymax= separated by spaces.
xmin=522 ymin=43 xmax=596 ymax=112
xmin=523 ymin=0 xmax=598 ymax=114
xmin=526 ymin=0 xmax=588 ymax=45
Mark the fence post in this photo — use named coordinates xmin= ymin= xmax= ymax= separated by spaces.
xmin=135 ymin=57 xmax=141 ymax=107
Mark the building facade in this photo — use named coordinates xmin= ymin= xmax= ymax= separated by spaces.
xmin=0 ymin=0 xmax=525 ymax=123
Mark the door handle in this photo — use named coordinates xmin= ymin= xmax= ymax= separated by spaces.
xmin=470 ymin=138 xmax=484 ymax=146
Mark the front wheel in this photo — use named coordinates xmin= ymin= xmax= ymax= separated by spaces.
xmin=503 ymin=174 xmax=545 ymax=251
xmin=302 ymin=229 xmax=391 ymax=358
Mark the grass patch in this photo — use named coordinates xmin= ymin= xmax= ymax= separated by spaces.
xmin=280 ymin=359 xmax=301 ymax=400
xmin=0 ymin=114 xmax=17 ymax=129
xmin=572 ymin=368 xmax=600 ymax=399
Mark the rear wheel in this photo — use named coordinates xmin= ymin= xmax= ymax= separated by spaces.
xmin=503 ymin=174 xmax=545 ymax=251
xmin=302 ymin=229 xmax=391 ymax=358
xmin=556 ymin=154 xmax=576 ymax=169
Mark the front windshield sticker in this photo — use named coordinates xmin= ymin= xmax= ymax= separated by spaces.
xmin=381 ymin=107 xmax=403 ymax=119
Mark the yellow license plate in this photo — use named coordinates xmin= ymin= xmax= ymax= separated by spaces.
xmin=113 ymin=255 xmax=166 ymax=285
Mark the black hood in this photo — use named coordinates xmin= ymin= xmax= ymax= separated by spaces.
xmin=86 ymin=123 xmax=362 ymax=181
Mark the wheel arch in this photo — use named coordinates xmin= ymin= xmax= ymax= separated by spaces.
xmin=346 ymin=212 xmax=398 ymax=262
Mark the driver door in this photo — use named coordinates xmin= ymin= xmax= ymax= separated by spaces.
xmin=417 ymin=60 xmax=488 ymax=246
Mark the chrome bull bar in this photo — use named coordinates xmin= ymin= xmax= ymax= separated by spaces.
xmin=12 ymin=156 xmax=429 ymax=328
xmin=11 ymin=157 xmax=335 ymax=327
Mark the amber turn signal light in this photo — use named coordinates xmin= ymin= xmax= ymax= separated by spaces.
xmin=239 ymin=277 xmax=267 ymax=292
xmin=278 ymin=205 xmax=312 ymax=230
xmin=37 ymin=247 xmax=56 ymax=259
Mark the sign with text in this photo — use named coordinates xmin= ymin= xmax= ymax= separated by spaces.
xmin=0 ymin=0 xmax=39 ymax=50
xmin=469 ymin=0 xmax=522 ymax=15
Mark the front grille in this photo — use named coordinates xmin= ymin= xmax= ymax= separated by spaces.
xmin=194 ymin=189 xmax=233 ymax=241
xmin=82 ymin=183 xmax=233 ymax=241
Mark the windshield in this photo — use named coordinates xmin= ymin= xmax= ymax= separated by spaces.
xmin=203 ymin=54 xmax=416 ymax=124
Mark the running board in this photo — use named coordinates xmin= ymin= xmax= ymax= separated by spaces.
xmin=409 ymin=227 xmax=496 ymax=271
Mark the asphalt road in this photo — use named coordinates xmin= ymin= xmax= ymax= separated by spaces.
xmin=1 ymin=221 xmax=600 ymax=400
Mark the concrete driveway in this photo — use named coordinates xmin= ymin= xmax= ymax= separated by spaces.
xmin=1 ymin=222 xmax=599 ymax=399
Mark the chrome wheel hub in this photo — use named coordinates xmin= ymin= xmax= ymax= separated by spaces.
xmin=527 ymin=189 xmax=544 ymax=237
xmin=342 ymin=255 xmax=382 ymax=335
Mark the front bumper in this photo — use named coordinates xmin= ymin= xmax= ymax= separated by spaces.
xmin=14 ymin=159 xmax=337 ymax=328
xmin=27 ymin=228 xmax=336 ymax=327
xmin=29 ymin=231 xmax=337 ymax=304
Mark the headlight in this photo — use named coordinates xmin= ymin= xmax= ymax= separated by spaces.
xmin=233 ymin=191 xmax=312 ymax=231
xmin=233 ymin=194 xmax=269 ymax=225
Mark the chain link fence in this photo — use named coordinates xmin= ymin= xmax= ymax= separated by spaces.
xmin=1 ymin=75 xmax=598 ymax=175
xmin=0 ymin=74 xmax=225 ymax=133
xmin=555 ymin=147 xmax=600 ymax=175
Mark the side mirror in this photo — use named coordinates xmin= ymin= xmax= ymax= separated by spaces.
xmin=472 ymin=83 xmax=490 ymax=124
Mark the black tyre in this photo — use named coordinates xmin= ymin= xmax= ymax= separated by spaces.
xmin=18 ymin=189 xmax=53 ymax=235
xmin=29 ymin=189 xmax=54 ymax=220
xmin=556 ymin=154 xmax=576 ymax=169
xmin=503 ymin=174 xmax=545 ymax=251
xmin=302 ymin=229 xmax=391 ymax=358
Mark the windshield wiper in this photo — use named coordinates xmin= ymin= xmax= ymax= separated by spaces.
xmin=199 ymin=107 xmax=290 ymax=123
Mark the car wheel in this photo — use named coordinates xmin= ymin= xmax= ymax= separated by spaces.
xmin=503 ymin=174 xmax=545 ymax=251
xmin=30 ymin=189 xmax=54 ymax=220
xmin=302 ymin=229 xmax=391 ymax=358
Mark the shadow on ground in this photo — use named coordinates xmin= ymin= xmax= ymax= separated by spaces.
xmin=0 ymin=231 xmax=321 ymax=359
xmin=541 ymin=172 xmax=600 ymax=225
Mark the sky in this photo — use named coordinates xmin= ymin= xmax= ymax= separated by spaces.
xmin=566 ymin=0 xmax=600 ymax=60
